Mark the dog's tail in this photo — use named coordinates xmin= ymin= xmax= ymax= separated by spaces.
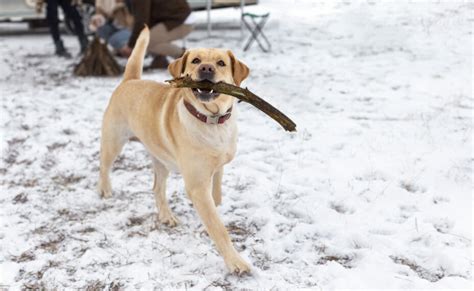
xmin=123 ymin=26 xmax=150 ymax=81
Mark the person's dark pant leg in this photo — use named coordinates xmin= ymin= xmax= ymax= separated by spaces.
xmin=46 ymin=0 xmax=61 ymax=43
xmin=58 ymin=0 xmax=85 ymax=38
xmin=58 ymin=0 xmax=89 ymax=52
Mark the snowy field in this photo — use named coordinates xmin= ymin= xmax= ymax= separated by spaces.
xmin=0 ymin=0 xmax=472 ymax=289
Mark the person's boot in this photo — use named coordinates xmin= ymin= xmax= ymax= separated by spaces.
xmin=149 ymin=55 xmax=169 ymax=69
xmin=79 ymin=35 xmax=89 ymax=55
xmin=54 ymin=40 xmax=72 ymax=58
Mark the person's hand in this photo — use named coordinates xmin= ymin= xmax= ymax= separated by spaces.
xmin=119 ymin=45 xmax=132 ymax=58
xmin=35 ymin=0 xmax=44 ymax=13
xmin=89 ymin=14 xmax=106 ymax=31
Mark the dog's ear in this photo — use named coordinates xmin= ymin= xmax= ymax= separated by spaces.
xmin=227 ymin=50 xmax=249 ymax=86
xmin=168 ymin=51 xmax=189 ymax=78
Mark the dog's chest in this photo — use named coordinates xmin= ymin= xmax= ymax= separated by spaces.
xmin=179 ymin=103 xmax=238 ymax=151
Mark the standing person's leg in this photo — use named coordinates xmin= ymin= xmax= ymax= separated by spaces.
xmin=46 ymin=0 xmax=61 ymax=43
xmin=58 ymin=0 xmax=89 ymax=53
xmin=46 ymin=0 xmax=71 ymax=57
xmin=149 ymin=23 xmax=193 ymax=58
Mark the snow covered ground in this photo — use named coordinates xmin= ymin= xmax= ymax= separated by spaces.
xmin=0 ymin=0 xmax=472 ymax=289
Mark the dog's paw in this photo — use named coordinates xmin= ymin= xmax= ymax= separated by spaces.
xmin=225 ymin=254 xmax=251 ymax=276
xmin=100 ymin=189 xmax=113 ymax=199
xmin=97 ymin=183 xmax=112 ymax=199
xmin=158 ymin=211 xmax=179 ymax=227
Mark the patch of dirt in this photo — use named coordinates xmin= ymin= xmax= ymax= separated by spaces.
xmin=317 ymin=253 xmax=355 ymax=269
xmin=204 ymin=279 xmax=232 ymax=291
xmin=52 ymin=174 xmax=85 ymax=186
xmin=432 ymin=196 xmax=449 ymax=204
xmin=3 ymin=137 xmax=27 ymax=165
xmin=22 ymin=281 xmax=47 ymax=290
xmin=329 ymin=201 xmax=354 ymax=214
xmin=41 ymin=154 xmax=57 ymax=170
xmin=84 ymin=279 xmax=123 ymax=291
xmin=433 ymin=219 xmax=453 ymax=234
xmin=7 ymin=137 xmax=27 ymax=147
xmin=20 ymin=260 xmax=60 ymax=285
xmin=390 ymin=255 xmax=445 ymax=282
xmin=11 ymin=250 xmax=36 ymax=263
xmin=56 ymin=208 xmax=82 ymax=222
xmin=400 ymin=181 xmax=425 ymax=193
xmin=113 ymin=154 xmax=151 ymax=171
xmin=31 ymin=225 xmax=49 ymax=235
xmin=76 ymin=226 xmax=97 ymax=234
xmin=227 ymin=221 xmax=259 ymax=243
xmin=73 ymin=246 xmax=89 ymax=258
xmin=37 ymin=233 xmax=66 ymax=253
xmin=126 ymin=214 xmax=152 ymax=227
xmin=46 ymin=142 xmax=68 ymax=151
xmin=12 ymin=193 xmax=28 ymax=204
xmin=275 ymin=222 xmax=296 ymax=236
xmin=9 ymin=178 xmax=39 ymax=188
xmin=250 ymin=248 xmax=271 ymax=270
xmin=62 ymin=128 xmax=75 ymax=135
xmin=127 ymin=230 xmax=148 ymax=238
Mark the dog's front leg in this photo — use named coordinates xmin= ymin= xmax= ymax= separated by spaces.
xmin=183 ymin=169 xmax=250 ymax=275
xmin=212 ymin=167 xmax=223 ymax=206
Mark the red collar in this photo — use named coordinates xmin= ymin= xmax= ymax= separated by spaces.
xmin=183 ymin=100 xmax=232 ymax=125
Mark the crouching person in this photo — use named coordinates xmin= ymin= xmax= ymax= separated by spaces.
xmin=89 ymin=0 xmax=133 ymax=57
xmin=125 ymin=0 xmax=193 ymax=69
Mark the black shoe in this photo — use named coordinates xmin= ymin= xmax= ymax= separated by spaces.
xmin=149 ymin=55 xmax=169 ymax=69
xmin=55 ymin=40 xmax=72 ymax=58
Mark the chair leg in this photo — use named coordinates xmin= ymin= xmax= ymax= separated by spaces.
xmin=243 ymin=17 xmax=263 ymax=51
xmin=243 ymin=18 xmax=256 ymax=51
xmin=251 ymin=17 xmax=271 ymax=52
xmin=243 ymin=15 xmax=271 ymax=52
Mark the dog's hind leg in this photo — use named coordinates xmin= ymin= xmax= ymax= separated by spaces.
xmin=212 ymin=167 xmax=223 ymax=206
xmin=152 ymin=158 xmax=178 ymax=227
xmin=98 ymin=117 xmax=127 ymax=199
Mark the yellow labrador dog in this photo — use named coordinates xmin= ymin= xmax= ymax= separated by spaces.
xmin=98 ymin=27 xmax=250 ymax=274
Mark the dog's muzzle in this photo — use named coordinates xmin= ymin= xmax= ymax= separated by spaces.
xmin=192 ymin=65 xmax=220 ymax=101
xmin=191 ymin=87 xmax=220 ymax=101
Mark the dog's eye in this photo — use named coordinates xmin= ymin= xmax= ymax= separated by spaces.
xmin=191 ymin=58 xmax=201 ymax=64
xmin=217 ymin=60 xmax=226 ymax=67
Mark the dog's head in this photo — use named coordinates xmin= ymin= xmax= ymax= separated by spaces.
xmin=168 ymin=48 xmax=249 ymax=114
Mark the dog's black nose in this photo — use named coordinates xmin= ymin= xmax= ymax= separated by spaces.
xmin=199 ymin=64 xmax=215 ymax=73
xmin=198 ymin=64 xmax=215 ymax=81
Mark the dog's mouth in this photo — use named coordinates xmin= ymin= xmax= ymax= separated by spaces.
xmin=191 ymin=78 xmax=220 ymax=101
xmin=192 ymin=87 xmax=220 ymax=101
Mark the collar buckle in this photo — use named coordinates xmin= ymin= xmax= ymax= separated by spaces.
xmin=206 ymin=114 xmax=220 ymax=125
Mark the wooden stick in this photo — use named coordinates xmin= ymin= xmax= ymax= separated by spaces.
xmin=166 ymin=76 xmax=297 ymax=132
